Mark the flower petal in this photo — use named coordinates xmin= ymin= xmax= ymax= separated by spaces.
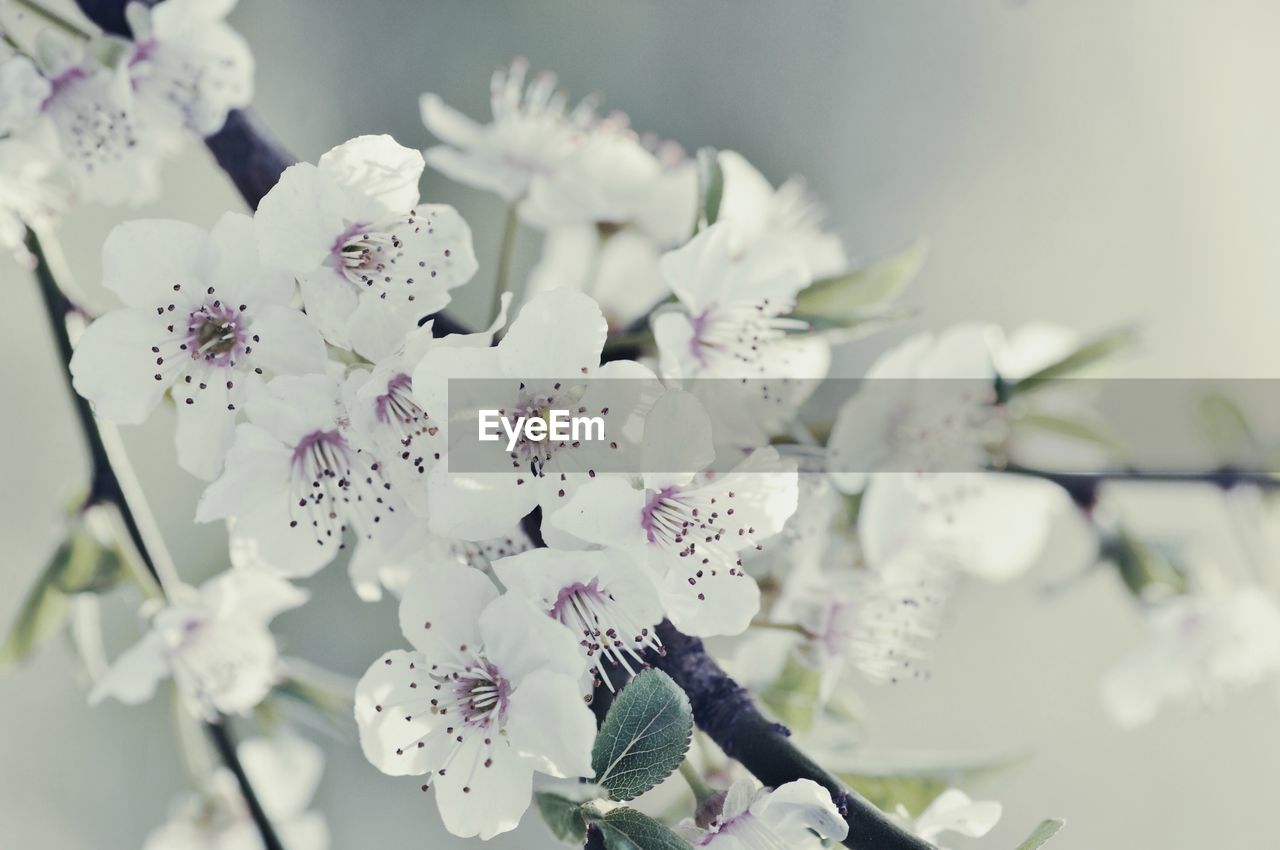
xmin=498 ymin=290 xmax=607 ymax=379
xmin=354 ymin=649 xmax=436 ymax=776
xmin=398 ymin=563 xmax=496 ymax=659
xmin=504 ymin=669 xmax=595 ymax=778
xmin=478 ymin=592 xmax=585 ymax=684
xmin=70 ymin=309 xmax=169 ymax=423
xmin=101 ymin=219 xmax=213 ymax=308
xmin=317 ymin=134 xmax=424 ymax=211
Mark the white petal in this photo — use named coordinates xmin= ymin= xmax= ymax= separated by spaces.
xmin=432 ymin=735 xmax=534 ymax=839
xmin=201 ymin=569 xmax=308 ymax=625
xmin=247 ymin=305 xmax=328 ymax=377
xmin=208 ymin=211 xmax=295 ymax=307
xmin=418 ymin=92 xmax=482 ymax=148
xmin=227 ymin=499 xmax=341 ymax=578
xmin=238 ymin=735 xmax=325 ymax=819
xmin=549 ymin=476 xmax=648 ymax=550
xmin=89 ymin=631 xmax=169 ymax=705
xmin=174 ymin=386 xmax=236 ymax=480
xmin=478 ymin=592 xmax=585 ymax=684
xmin=640 ymin=389 xmax=715 ymax=478
xmin=504 ymin=669 xmax=595 ymax=778
xmin=750 ymin=779 xmax=848 ymax=844
xmin=354 ymin=649 xmax=436 ymax=776
xmin=425 ymin=468 xmax=538 ymax=541
xmin=659 ymin=556 xmax=760 ymax=637
xmin=253 ymin=163 xmax=352 ymax=273
xmin=914 ymin=789 xmax=1002 ymax=841
xmin=101 ymin=219 xmax=213 ymax=308
xmin=317 ymin=134 xmax=424 ymax=211
xmin=498 ymin=290 xmax=607 ymax=379
xmin=195 ymin=424 xmax=290 ymax=522
xmin=398 ymin=563 xmax=496 ymax=660
xmin=70 ymin=310 xmax=169 ymax=423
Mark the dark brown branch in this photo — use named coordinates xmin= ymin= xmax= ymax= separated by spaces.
xmin=647 ymin=623 xmax=934 ymax=850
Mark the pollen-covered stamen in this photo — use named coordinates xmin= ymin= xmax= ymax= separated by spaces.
xmin=549 ymin=579 xmax=662 ymax=690
xmin=688 ymin=300 xmax=808 ymax=371
xmin=416 ymin=655 xmax=510 ymax=794
xmin=288 ymin=429 xmax=394 ymax=547
xmin=374 ymin=372 xmax=438 ymax=475
xmin=149 ymin=286 xmax=258 ymax=407
xmin=330 ymin=211 xmax=447 ymax=304
xmin=641 ymin=483 xmax=757 ymax=601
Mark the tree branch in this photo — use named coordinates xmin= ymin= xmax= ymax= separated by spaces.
xmin=999 ymin=462 xmax=1280 ymax=509
xmin=647 ymin=623 xmax=934 ymax=850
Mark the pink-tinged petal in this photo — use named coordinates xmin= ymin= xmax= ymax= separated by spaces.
xmin=504 ymin=669 xmax=595 ymax=778
xmin=397 ymin=564 xmax=495 ymax=660
xmin=498 ymin=290 xmax=607 ymax=379
xmin=70 ymin=309 xmax=169 ymax=423
xmin=318 ymin=134 xmax=424 ymax=212
xmin=101 ymin=219 xmax=214 ymax=308
xmin=354 ymin=649 xmax=437 ymax=776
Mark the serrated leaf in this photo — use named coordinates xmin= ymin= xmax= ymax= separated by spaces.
xmin=536 ymin=792 xmax=587 ymax=844
xmin=584 ymin=806 xmax=692 ymax=850
xmin=1003 ymin=327 xmax=1136 ymax=399
xmin=0 ymin=529 xmax=126 ymax=669
xmin=792 ymin=241 xmax=926 ymax=321
xmin=1015 ymin=818 xmax=1065 ymax=850
xmin=592 ymin=669 xmax=693 ymax=801
xmin=695 ymin=147 xmax=723 ymax=231
xmin=760 ymin=655 xmax=823 ymax=732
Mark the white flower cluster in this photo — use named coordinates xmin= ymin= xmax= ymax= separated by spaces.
xmin=69 ymin=59 xmax=1062 ymax=843
xmin=0 ymin=0 xmax=253 ymax=261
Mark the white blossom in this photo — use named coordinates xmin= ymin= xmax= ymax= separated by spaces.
xmin=412 ymin=288 xmax=656 ymax=541
xmin=254 ymin=134 xmax=478 ymax=358
xmin=4 ymin=36 xmax=162 ymax=205
xmin=90 ymin=570 xmax=306 ymax=719
xmin=893 ymin=789 xmax=1003 ymax=850
xmin=71 ymin=213 xmax=326 ymax=480
xmin=826 ymin=324 xmax=1005 ymax=493
xmin=551 ymin=391 xmax=798 ymax=637
xmin=677 ymin=778 xmax=848 ymax=850
xmin=1102 ymin=587 xmax=1280 ymax=727
xmin=355 ymin=565 xmax=595 ymax=839
xmin=653 ymin=221 xmax=829 ymax=447
xmin=717 ymin=150 xmax=847 ymax=280
xmin=493 ymin=547 xmax=664 ymax=691
xmin=196 ymin=373 xmax=409 ymax=578
xmin=419 ymin=58 xmax=594 ymax=203
xmin=858 ymin=472 xmax=1064 ymax=584
xmin=144 ymin=735 xmax=328 ymax=850
xmin=125 ymin=0 xmax=254 ymax=137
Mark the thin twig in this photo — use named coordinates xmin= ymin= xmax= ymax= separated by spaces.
xmin=492 ymin=200 xmax=521 ymax=323
xmin=27 ymin=228 xmax=286 ymax=850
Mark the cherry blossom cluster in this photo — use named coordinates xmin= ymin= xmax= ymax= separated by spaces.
xmin=0 ymin=0 xmax=252 ymax=262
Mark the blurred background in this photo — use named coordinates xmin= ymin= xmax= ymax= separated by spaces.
xmin=4 ymin=0 xmax=1280 ymax=847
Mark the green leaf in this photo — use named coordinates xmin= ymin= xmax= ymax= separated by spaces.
xmin=760 ymin=655 xmax=823 ymax=732
xmin=1100 ymin=527 xmax=1188 ymax=597
xmin=1199 ymin=392 xmax=1260 ymax=463
xmin=584 ymin=806 xmax=692 ymax=850
xmin=535 ymin=792 xmax=587 ymax=844
xmin=837 ymin=755 xmax=1022 ymax=817
xmin=1015 ymin=412 xmax=1122 ymax=453
xmin=695 ymin=147 xmax=723 ymax=231
xmin=592 ymin=669 xmax=693 ymax=801
xmin=1003 ymin=326 xmax=1136 ymax=399
xmin=0 ymin=528 xmax=126 ymax=669
xmin=1014 ymin=818 xmax=1065 ymax=850
xmin=792 ymin=240 xmax=926 ymax=321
